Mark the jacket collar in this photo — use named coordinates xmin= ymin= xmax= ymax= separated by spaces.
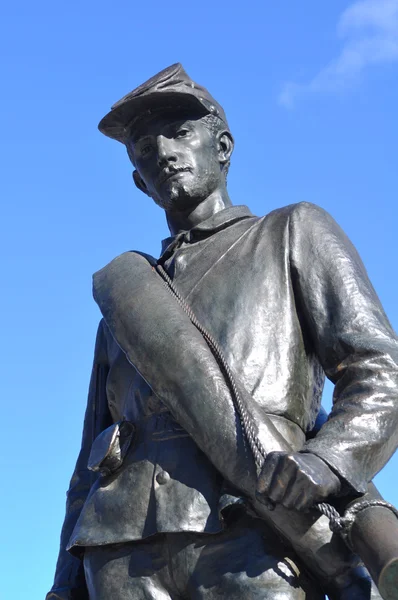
xmin=160 ymin=205 xmax=254 ymax=259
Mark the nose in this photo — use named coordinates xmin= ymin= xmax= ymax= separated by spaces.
xmin=156 ymin=135 xmax=177 ymax=168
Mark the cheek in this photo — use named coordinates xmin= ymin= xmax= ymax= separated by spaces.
xmin=138 ymin=166 xmax=157 ymax=192
xmin=202 ymin=152 xmax=221 ymax=181
xmin=193 ymin=145 xmax=219 ymax=173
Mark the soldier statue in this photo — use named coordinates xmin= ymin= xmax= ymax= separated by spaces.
xmin=47 ymin=64 xmax=398 ymax=600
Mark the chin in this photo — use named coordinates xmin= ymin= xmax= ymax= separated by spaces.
xmin=155 ymin=184 xmax=202 ymax=213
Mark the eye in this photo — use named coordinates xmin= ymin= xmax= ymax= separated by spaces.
xmin=140 ymin=144 xmax=153 ymax=157
xmin=175 ymin=129 xmax=190 ymax=139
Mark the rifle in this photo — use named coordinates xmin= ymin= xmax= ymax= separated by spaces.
xmin=93 ymin=250 xmax=398 ymax=599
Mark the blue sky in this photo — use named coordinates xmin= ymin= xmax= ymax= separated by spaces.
xmin=1 ymin=1 xmax=398 ymax=598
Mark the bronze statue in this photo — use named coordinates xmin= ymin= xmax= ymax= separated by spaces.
xmin=47 ymin=64 xmax=398 ymax=600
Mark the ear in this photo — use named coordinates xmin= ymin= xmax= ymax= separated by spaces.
xmin=217 ymin=130 xmax=234 ymax=166
xmin=133 ymin=170 xmax=151 ymax=197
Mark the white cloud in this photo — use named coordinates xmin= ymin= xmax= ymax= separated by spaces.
xmin=279 ymin=0 xmax=398 ymax=108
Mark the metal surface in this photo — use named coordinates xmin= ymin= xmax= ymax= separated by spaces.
xmin=48 ymin=64 xmax=398 ymax=600
xmin=348 ymin=503 xmax=398 ymax=600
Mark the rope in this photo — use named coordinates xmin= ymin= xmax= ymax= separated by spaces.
xmin=316 ymin=502 xmax=344 ymax=532
xmin=339 ymin=499 xmax=398 ymax=545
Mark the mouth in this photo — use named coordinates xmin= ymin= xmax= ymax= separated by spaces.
xmin=157 ymin=166 xmax=192 ymax=185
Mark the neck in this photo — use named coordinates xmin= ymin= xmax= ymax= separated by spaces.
xmin=165 ymin=186 xmax=232 ymax=236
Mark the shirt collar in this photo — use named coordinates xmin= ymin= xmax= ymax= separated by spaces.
xmin=160 ymin=205 xmax=254 ymax=258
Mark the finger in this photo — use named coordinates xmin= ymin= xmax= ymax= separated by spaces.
xmin=278 ymin=457 xmax=323 ymax=511
xmin=263 ymin=454 xmax=299 ymax=505
xmin=257 ymin=452 xmax=283 ymax=495
xmin=281 ymin=473 xmax=314 ymax=511
xmin=282 ymin=487 xmax=311 ymax=512
xmin=255 ymin=491 xmax=276 ymax=511
xmin=293 ymin=489 xmax=314 ymax=512
xmin=267 ymin=458 xmax=301 ymax=505
xmin=267 ymin=466 xmax=293 ymax=504
xmin=273 ymin=465 xmax=302 ymax=510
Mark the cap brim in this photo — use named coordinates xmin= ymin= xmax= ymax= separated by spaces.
xmin=98 ymin=91 xmax=209 ymax=143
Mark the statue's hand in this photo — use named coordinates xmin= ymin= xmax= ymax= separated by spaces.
xmin=256 ymin=451 xmax=341 ymax=511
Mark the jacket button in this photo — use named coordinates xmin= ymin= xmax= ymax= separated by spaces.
xmin=156 ymin=470 xmax=170 ymax=485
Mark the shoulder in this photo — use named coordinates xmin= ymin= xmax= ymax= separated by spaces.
xmin=94 ymin=250 xmax=157 ymax=276
xmin=268 ymin=201 xmax=331 ymax=222
xmin=255 ymin=202 xmax=352 ymax=268
xmin=260 ymin=201 xmax=343 ymax=242
xmin=287 ymin=202 xmax=351 ymax=250
xmin=288 ymin=201 xmax=337 ymax=227
xmin=255 ymin=202 xmax=334 ymax=242
xmin=258 ymin=201 xmax=329 ymax=225
xmin=93 ymin=250 xmax=157 ymax=295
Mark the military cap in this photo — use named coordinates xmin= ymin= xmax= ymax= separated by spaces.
xmin=98 ymin=63 xmax=228 ymax=144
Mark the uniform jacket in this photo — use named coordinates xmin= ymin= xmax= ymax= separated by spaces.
xmin=48 ymin=202 xmax=398 ymax=599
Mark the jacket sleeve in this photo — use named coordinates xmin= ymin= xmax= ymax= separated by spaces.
xmin=46 ymin=320 xmax=111 ymax=600
xmin=289 ymin=202 xmax=398 ymax=494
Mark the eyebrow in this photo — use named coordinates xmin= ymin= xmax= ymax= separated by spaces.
xmin=131 ymin=133 xmax=152 ymax=145
xmin=130 ymin=119 xmax=195 ymax=146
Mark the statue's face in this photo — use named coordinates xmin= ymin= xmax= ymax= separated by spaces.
xmin=128 ymin=113 xmax=225 ymax=212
